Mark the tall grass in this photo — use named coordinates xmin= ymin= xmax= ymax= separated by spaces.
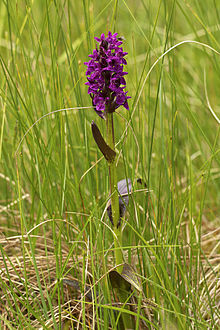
xmin=0 ymin=0 xmax=219 ymax=328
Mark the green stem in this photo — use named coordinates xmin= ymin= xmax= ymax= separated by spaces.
xmin=106 ymin=112 xmax=123 ymax=273
xmin=106 ymin=112 xmax=134 ymax=329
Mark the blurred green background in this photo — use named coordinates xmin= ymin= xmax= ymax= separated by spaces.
xmin=0 ymin=0 xmax=219 ymax=328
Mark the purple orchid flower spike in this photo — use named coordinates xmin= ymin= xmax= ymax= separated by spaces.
xmin=84 ymin=31 xmax=130 ymax=119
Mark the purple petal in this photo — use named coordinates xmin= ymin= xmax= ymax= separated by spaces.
xmin=123 ymin=100 xmax=129 ymax=110
xmin=116 ymin=93 xmax=126 ymax=105
xmin=94 ymin=108 xmax=105 ymax=118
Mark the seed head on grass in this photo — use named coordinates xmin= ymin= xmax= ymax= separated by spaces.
xmin=84 ymin=31 xmax=130 ymax=118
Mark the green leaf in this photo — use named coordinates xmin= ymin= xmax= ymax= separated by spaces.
xmin=109 ymin=269 xmax=131 ymax=292
xmin=109 ymin=263 xmax=142 ymax=293
xmin=121 ymin=263 xmax=142 ymax=292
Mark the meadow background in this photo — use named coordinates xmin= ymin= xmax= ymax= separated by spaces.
xmin=0 ymin=0 xmax=219 ymax=328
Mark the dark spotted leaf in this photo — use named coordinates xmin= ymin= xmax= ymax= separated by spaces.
xmin=91 ymin=121 xmax=116 ymax=162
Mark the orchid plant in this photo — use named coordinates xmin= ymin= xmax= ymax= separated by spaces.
xmin=85 ymin=31 xmax=130 ymax=270
xmin=85 ymin=31 xmax=137 ymax=328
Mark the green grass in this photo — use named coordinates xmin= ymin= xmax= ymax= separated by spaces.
xmin=0 ymin=0 xmax=220 ymax=328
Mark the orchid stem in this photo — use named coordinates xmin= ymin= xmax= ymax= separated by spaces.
xmin=106 ymin=112 xmax=123 ymax=273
